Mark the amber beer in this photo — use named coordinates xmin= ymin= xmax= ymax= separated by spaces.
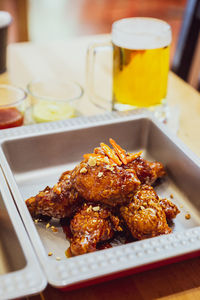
xmin=112 ymin=18 xmax=171 ymax=110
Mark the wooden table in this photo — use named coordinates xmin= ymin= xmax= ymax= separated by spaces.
xmin=2 ymin=35 xmax=200 ymax=300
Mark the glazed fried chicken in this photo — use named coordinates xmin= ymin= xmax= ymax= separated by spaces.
xmin=71 ymin=141 xmax=165 ymax=206
xmin=26 ymin=139 xmax=166 ymax=217
xmin=125 ymin=157 xmax=166 ymax=185
xmin=120 ymin=185 xmax=172 ymax=239
xmin=26 ymin=171 xmax=82 ymax=219
xmin=70 ymin=203 xmax=122 ymax=256
xmin=159 ymin=198 xmax=180 ymax=220
xmin=94 ymin=145 xmax=166 ymax=186
xmin=25 ymin=138 xmax=180 ymax=256
xmin=71 ymin=156 xmax=141 ymax=206
xmin=26 ymin=156 xmax=141 ymax=218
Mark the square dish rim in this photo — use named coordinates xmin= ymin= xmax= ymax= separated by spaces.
xmin=0 ymin=110 xmax=200 ymax=288
xmin=0 ymin=167 xmax=47 ymax=299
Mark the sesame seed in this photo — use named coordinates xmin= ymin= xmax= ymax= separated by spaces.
xmin=170 ymin=194 xmax=174 ymax=199
xmin=104 ymin=157 xmax=109 ymax=163
xmin=56 ymin=256 xmax=61 ymax=261
xmin=53 ymin=183 xmax=61 ymax=194
xmin=48 ymin=252 xmax=53 ymax=256
xmin=92 ymin=206 xmax=100 ymax=212
xmin=185 ymin=213 xmax=191 ymax=220
xmin=46 ymin=223 xmax=50 ymax=229
xmin=87 ymin=205 xmax=92 ymax=212
xmin=106 ymin=165 xmax=114 ymax=171
xmin=97 ymin=172 xmax=103 ymax=178
xmin=80 ymin=167 xmax=87 ymax=174
xmin=88 ymin=157 xmax=97 ymax=167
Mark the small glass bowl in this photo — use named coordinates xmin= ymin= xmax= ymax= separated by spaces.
xmin=27 ymin=79 xmax=84 ymax=123
xmin=0 ymin=84 xmax=27 ymax=129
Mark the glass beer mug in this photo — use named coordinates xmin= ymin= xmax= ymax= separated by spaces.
xmin=87 ymin=17 xmax=172 ymax=115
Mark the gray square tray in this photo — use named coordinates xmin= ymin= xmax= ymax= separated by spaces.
xmin=0 ymin=110 xmax=200 ymax=289
xmin=0 ymin=166 xmax=46 ymax=300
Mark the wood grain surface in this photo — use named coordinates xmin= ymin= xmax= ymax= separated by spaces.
xmin=1 ymin=34 xmax=200 ymax=300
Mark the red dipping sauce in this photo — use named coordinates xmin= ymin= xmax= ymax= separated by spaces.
xmin=0 ymin=107 xmax=24 ymax=129
xmin=0 ymin=84 xmax=27 ymax=129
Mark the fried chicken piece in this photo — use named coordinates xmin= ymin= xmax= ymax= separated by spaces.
xmin=71 ymin=155 xmax=141 ymax=206
xmin=124 ymin=157 xmax=166 ymax=185
xmin=26 ymin=140 xmax=166 ymax=220
xmin=159 ymin=198 xmax=180 ymax=220
xmin=26 ymin=155 xmax=141 ymax=217
xmin=120 ymin=185 xmax=171 ymax=240
xmin=26 ymin=157 xmax=165 ymax=217
xmin=94 ymin=147 xmax=166 ymax=185
xmin=26 ymin=171 xmax=81 ymax=219
xmin=70 ymin=203 xmax=121 ymax=256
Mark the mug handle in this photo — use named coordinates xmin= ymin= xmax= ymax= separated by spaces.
xmin=86 ymin=42 xmax=113 ymax=111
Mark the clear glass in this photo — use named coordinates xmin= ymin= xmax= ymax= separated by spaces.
xmin=112 ymin=18 xmax=171 ymax=112
xmin=27 ymin=79 xmax=84 ymax=123
xmin=0 ymin=84 xmax=27 ymax=129
xmin=87 ymin=17 xmax=172 ymax=122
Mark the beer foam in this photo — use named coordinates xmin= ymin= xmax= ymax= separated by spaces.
xmin=0 ymin=11 xmax=12 ymax=28
xmin=112 ymin=18 xmax=171 ymax=49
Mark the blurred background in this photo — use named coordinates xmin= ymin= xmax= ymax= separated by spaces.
xmin=0 ymin=0 xmax=187 ymax=54
xmin=0 ymin=0 xmax=199 ymax=89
